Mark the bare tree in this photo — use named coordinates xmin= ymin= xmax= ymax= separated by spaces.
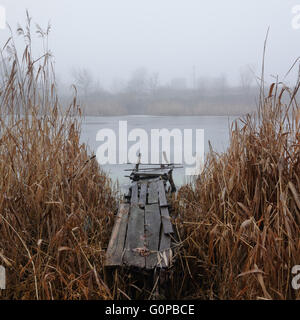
xmin=148 ymin=72 xmax=159 ymax=94
xmin=212 ymin=73 xmax=227 ymax=95
xmin=72 ymin=68 xmax=93 ymax=97
xmin=111 ymin=78 xmax=125 ymax=93
xmin=196 ymin=76 xmax=210 ymax=94
xmin=127 ymin=67 xmax=148 ymax=94
xmin=239 ymin=65 xmax=254 ymax=91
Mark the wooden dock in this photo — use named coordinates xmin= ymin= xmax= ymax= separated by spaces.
xmin=105 ymin=162 xmax=178 ymax=271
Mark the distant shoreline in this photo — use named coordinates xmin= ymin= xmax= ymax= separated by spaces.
xmin=82 ymin=113 xmax=249 ymax=117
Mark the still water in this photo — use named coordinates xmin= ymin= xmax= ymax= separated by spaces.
xmin=81 ymin=115 xmax=238 ymax=191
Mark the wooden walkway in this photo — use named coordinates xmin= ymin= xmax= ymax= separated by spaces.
xmin=105 ymin=163 xmax=178 ymax=270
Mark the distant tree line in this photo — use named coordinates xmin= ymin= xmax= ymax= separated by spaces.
xmin=59 ymin=66 xmax=260 ymax=116
xmin=0 ymin=61 xmax=275 ymax=116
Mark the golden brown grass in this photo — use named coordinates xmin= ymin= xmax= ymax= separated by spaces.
xmin=0 ymin=15 xmax=117 ymax=300
xmin=174 ymin=79 xmax=300 ymax=299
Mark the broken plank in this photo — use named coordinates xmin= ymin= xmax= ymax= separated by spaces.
xmin=131 ymin=182 xmax=138 ymax=205
xmin=105 ymin=203 xmax=130 ymax=267
xmin=138 ymin=182 xmax=147 ymax=208
xmin=160 ymin=206 xmax=174 ymax=234
xmin=158 ymin=227 xmax=172 ymax=268
xmin=133 ymin=171 xmax=170 ymax=176
xmin=158 ymin=180 xmax=168 ymax=207
xmin=123 ymin=205 xmax=146 ymax=269
xmin=148 ymin=181 xmax=158 ymax=204
xmin=124 ymin=167 xmax=172 ymax=172
xmin=145 ymin=204 xmax=161 ymax=269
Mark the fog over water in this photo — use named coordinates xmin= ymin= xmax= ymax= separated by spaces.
xmin=81 ymin=115 xmax=236 ymax=189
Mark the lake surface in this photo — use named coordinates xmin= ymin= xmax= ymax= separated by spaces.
xmin=81 ymin=115 xmax=238 ymax=191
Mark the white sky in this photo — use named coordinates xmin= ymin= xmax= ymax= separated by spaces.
xmin=0 ymin=0 xmax=300 ymax=88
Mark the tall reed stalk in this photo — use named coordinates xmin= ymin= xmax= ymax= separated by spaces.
xmin=174 ymin=75 xmax=300 ymax=300
xmin=0 ymin=13 xmax=117 ymax=300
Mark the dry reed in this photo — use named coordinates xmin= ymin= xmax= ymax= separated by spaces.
xmin=0 ymin=14 xmax=117 ymax=300
xmin=174 ymin=77 xmax=300 ymax=299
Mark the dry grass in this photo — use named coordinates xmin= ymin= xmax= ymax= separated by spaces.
xmin=0 ymin=15 xmax=117 ymax=300
xmin=174 ymin=78 xmax=300 ymax=299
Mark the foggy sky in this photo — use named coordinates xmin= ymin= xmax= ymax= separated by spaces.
xmin=0 ymin=0 xmax=300 ymax=89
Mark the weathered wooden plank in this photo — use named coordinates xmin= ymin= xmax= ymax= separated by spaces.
xmin=160 ymin=206 xmax=174 ymax=234
xmin=105 ymin=203 xmax=130 ymax=267
xmin=131 ymin=182 xmax=138 ymax=205
xmin=138 ymin=182 xmax=147 ymax=208
xmin=148 ymin=181 xmax=158 ymax=204
xmin=158 ymin=180 xmax=168 ymax=207
xmin=123 ymin=205 xmax=146 ymax=269
xmin=144 ymin=204 xmax=161 ymax=270
xmin=133 ymin=171 xmax=170 ymax=176
xmin=124 ymin=167 xmax=172 ymax=172
xmin=158 ymin=227 xmax=172 ymax=268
